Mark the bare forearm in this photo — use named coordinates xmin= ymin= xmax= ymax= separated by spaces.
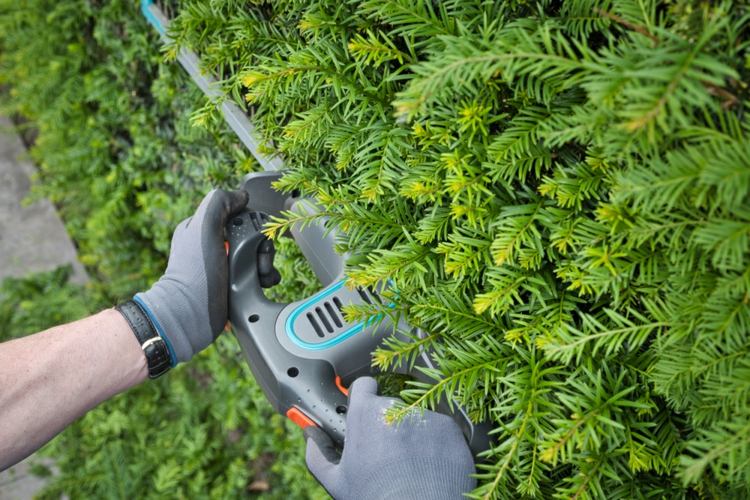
xmin=0 ymin=309 xmax=147 ymax=470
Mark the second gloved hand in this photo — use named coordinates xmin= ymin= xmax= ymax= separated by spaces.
xmin=304 ymin=377 xmax=476 ymax=500
xmin=134 ymin=188 xmax=248 ymax=365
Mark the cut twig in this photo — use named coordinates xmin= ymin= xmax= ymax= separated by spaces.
xmin=594 ymin=8 xmax=659 ymax=45
xmin=704 ymin=82 xmax=740 ymax=109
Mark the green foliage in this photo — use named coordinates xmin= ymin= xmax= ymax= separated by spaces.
xmin=0 ymin=0 xmax=324 ymax=497
xmin=0 ymin=266 xmax=91 ymax=340
xmin=0 ymin=0 xmax=254 ymax=298
xmin=166 ymin=0 xmax=750 ymax=497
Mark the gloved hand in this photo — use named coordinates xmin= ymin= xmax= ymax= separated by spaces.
xmin=134 ymin=188 xmax=248 ymax=365
xmin=304 ymin=377 xmax=476 ymax=500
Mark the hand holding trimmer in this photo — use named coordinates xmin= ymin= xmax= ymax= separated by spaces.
xmin=304 ymin=377 xmax=477 ymax=499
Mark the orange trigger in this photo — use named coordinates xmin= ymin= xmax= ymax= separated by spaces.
xmin=335 ymin=375 xmax=349 ymax=396
xmin=287 ymin=406 xmax=316 ymax=429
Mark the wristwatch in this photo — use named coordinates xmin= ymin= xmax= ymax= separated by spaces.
xmin=116 ymin=300 xmax=172 ymax=379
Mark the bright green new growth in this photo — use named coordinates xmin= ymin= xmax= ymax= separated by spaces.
xmin=169 ymin=0 xmax=750 ymax=497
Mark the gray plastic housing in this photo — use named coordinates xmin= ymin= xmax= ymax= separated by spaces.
xmin=227 ymin=173 xmax=393 ymax=444
xmin=227 ymin=172 xmax=491 ymax=454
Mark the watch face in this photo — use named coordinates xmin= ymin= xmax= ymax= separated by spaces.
xmin=144 ymin=339 xmax=171 ymax=378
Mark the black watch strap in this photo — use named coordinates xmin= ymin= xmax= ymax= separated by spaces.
xmin=116 ymin=300 xmax=171 ymax=379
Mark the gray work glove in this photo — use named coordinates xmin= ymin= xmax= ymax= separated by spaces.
xmin=304 ymin=377 xmax=476 ymax=500
xmin=134 ymin=188 xmax=248 ymax=364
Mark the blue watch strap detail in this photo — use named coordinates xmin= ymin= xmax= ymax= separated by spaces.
xmin=133 ymin=295 xmax=178 ymax=367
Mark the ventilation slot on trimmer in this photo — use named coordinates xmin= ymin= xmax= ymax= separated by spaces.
xmin=290 ymin=285 xmax=390 ymax=346
xmin=333 ymin=296 xmax=344 ymax=314
xmin=357 ymin=288 xmax=372 ymax=304
xmin=315 ymin=307 xmax=334 ymax=333
xmin=306 ymin=313 xmax=324 ymax=337
xmin=324 ymin=302 xmax=343 ymax=328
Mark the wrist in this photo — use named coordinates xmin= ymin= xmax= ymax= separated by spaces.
xmin=103 ymin=308 xmax=149 ymax=385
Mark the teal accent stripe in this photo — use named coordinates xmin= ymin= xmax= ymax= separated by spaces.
xmin=286 ymin=281 xmax=363 ymax=350
xmin=285 ymin=280 xmax=395 ymax=351
xmin=133 ymin=295 xmax=178 ymax=366
xmin=141 ymin=0 xmax=166 ymax=35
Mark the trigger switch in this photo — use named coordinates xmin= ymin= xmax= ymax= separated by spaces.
xmin=258 ymin=238 xmax=281 ymax=288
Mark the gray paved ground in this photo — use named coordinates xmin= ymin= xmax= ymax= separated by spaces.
xmin=0 ymin=116 xmax=86 ymax=284
xmin=0 ymin=457 xmax=55 ymax=500
xmin=0 ymin=116 xmax=86 ymax=498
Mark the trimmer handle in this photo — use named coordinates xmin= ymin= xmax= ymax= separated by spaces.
xmin=226 ymin=209 xmax=340 ymax=443
xmin=225 ymin=203 xmax=387 ymax=446
xmin=236 ymin=172 xmax=346 ymax=287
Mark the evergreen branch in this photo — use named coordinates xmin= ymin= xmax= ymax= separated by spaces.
xmin=681 ymin=418 xmax=750 ymax=485
xmin=347 ymin=242 xmax=432 ymax=287
xmin=412 ymin=303 xmax=499 ymax=330
xmin=540 ymin=378 xmax=641 ymax=466
xmin=483 ymin=400 xmax=533 ymax=500
xmin=490 ymin=203 xmax=544 ymax=268
xmin=372 ymin=331 xmax=438 ymax=371
xmin=473 ymin=266 xmax=549 ymax=317
xmin=570 ymin=456 xmax=603 ymax=500
xmin=261 ymin=210 xmax=330 ymax=240
xmin=387 ymin=359 xmax=502 ymax=421
xmin=541 ymin=309 xmax=668 ymax=364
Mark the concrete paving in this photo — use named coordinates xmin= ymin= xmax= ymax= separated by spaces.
xmin=0 ymin=116 xmax=86 ymax=498
xmin=0 ymin=116 xmax=87 ymax=284
xmin=0 ymin=457 xmax=56 ymax=500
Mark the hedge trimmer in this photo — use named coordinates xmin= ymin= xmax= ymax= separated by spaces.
xmin=141 ymin=0 xmax=490 ymax=454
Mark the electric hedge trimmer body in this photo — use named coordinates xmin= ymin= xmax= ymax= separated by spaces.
xmin=226 ymin=172 xmax=385 ymax=444
xmin=227 ymin=172 xmax=489 ymax=454
xmin=142 ymin=0 xmax=490 ymax=455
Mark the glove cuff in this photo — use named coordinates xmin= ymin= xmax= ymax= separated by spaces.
xmin=135 ymin=265 xmax=218 ymax=365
